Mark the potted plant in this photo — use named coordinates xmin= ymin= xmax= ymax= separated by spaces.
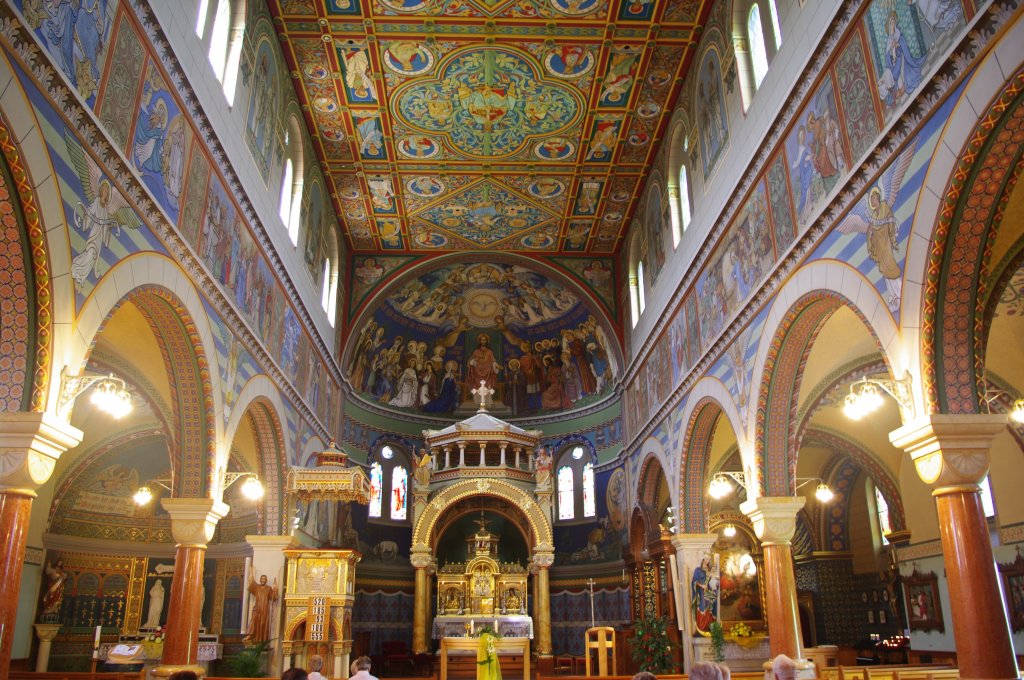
xmin=628 ymin=615 xmax=678 ymax=674
xmin=228 ymin=639 xmax=272 ymax=678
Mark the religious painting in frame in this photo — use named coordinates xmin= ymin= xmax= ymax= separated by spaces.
xmin=902 ymin=569 xmax=944 ymax=633
xmin=998 ymin=551 xmax=1024 ymax=632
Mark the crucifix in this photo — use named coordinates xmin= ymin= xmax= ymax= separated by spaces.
xmin=586 ymin=577 xmax=596 ymax=628
xmin=472 ymin=380 xmax=495 ymax=412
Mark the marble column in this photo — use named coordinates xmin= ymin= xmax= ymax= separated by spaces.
xmin=411 ymin=548 xmax=432 ymax=654
xmin=34 ymin=623 xmax=62 ymax=671
xmin=670 ymin=533 xmax=717 ymax=671
xmin=533 ymin=551 xmax=554 ymax=657
xmin=890 ymin=415 xmax=1017 ymax=680
xmin=740 ymin=496 xmax=806 ymax=661
xmin=155 ymin=498 xmax=229 ymax=679
xmin=246 ymin=535 xmax=294 ymax=676
xmin=0 ymin=413 xmax=82 ymax=675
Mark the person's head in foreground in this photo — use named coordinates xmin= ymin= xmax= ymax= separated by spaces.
xmin=717 ymin=663 xmax=732 ymax=680
xmin=282 ymin=668 xmax=308 ymax=680
xmin=690 ymin=662 xmax=722 ymax=680
xmin=309 ymin=655 xmax=323 ymax=673
xmin=772 ymin=654 xmax=798 ymax=680
xmin=168 ymin=672 xmax=198 ymax=680
xmin=632 ymin=672 xmax=658 ymax=680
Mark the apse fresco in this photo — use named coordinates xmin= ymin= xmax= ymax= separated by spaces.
xmin=273 ymin=0 xmax=716 ymax=253
xmin=346 ymin=261 xmax=619 ymax=417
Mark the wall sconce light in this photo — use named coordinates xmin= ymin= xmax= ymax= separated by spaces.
xmin=134 ymin=473 xmax=263 ymax=506
xmin=842 ymin=372 xmax=913 ymax=421
xmin=797 ymin=477 xmax=834 ymax=503
xmin=722 ymin=523 xmax=737 ymax=538
xmin=226 ymin=472 xmax=265 ymax=501
xmin=1013 ymin=399 xmax=1024 ymax=424
xmin=708 ymin=471 xmax=746 ymax=499
xmin=58 ymin=366 xmax=133 ymax=418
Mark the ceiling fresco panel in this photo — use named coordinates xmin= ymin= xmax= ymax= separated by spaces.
xmin=272 ymin=0 xmax=713 ymax=254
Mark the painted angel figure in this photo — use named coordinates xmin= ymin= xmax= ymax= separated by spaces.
xmin=837 ymin=144 xmax=916 ymax=312
xmin=65 ymin=132 xmax=142 ymax=289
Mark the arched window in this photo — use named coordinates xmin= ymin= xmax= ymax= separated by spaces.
xmin=628 ymin=228 xmax=644 ymax=327
xmin=555 ymin=444 xmax=597 ymax=523
xmin=748 ymin=5 xmax=769 ymax=89
xmin=279 ymin=158 xmax=294 ymax=227
xmin=678 ymin=165 xmax=692 ymax=234
xmin=980 ymin=476 xmax=996 ymax=519
xmin=369 ymin=461 xmax=384 ymax=518
xmin=390 ymin=466 xmax=408 ymax=520
xmin=557 ymin=466 xmax=574 ymax=520
xmin=768 ymin=0 xmax=782 ymax=49
xmin=874 ymin=486 xmax=891 ymax=545
xmin=637 ymin=261 xmax=647 ymax=314
xmin=369 ymin=444 xmax=411 ymax=524
xmin=207 ymin=0 xmax=243 ymax=103
xmin=196 ymin=0 xmax=210 ymax=37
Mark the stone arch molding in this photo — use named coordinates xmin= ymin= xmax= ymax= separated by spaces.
xmin=411 ymin=479 xmax=554 ymax=556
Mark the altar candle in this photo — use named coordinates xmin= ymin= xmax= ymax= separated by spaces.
xmin=494 ymin=619 xmax=498 ymax=633
xmin=94 ymin=625 xmax=102 ymax=649
xmin=470 ymin=620 xmax=475 ymax=634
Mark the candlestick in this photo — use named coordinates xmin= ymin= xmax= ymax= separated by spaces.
xmin=587 ymin=578 xmax=596 ymax=629
xmin=470 ymin=619 xmax=475 ymax=634
xmin=93 ymin=625 xmax=101 ymax=649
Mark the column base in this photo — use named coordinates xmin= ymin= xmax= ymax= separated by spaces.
xmin=152 ymin=663 xmax=206 ymax=679
xmin=761 ymin=659 xmax=816 ymax=680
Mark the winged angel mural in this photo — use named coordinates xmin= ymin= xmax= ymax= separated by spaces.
xmin=837 ymin=144 xmax=916 ymax=312
xmin=65 ymin=131 xmax=143 ymax=289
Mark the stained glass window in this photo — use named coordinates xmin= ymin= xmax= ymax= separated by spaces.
xmin=391 ymin=466 xmax=408 ymax=520
xmin=558 ymin=466 xmax=574 ymax=520
xmin=749 ymin=5 xmax=769 ymax=89
xmin=369 ymin=462 xmax=383 ymax=518
xmin=582 ymin=462 xmax=595 ymax=518
xmin=875 ymin=486 xmax=890 ymax=545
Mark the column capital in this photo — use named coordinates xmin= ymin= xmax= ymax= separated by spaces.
xmin=410 ymin=544 xmax=432 ymax=569
xmin=670 ymin=532 xmax=718 ymax=566
xmin=889 ymin=414 xmax=1006 ymax=488
xmin=246 ymin=535 xmax=296 ymax=554
xmin=161 ymin=498 xmax=229 ymax=547
xmin=533 ymin=551 xmax=555 ymax=569
xmin=0 ymin=412 xmax=82 ymax=495
xmin=33 ymin=623 xmax=62 ymax=641
xmin=740 ymin=496 xmax=805 ymax=545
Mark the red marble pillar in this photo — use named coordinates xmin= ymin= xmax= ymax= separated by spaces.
xmin=892 ymin=415 xmax=1016 ymax=680
xmin=155 ymin=499 xmax=228 ymax=679
xmin=0 ymin=413 xmax=82 ymax=679
xmin=741 ymin=496 xmax=806 ymax=661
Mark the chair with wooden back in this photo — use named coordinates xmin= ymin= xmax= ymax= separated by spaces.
xmin=584 ymin=626 xmax=616 ymax=677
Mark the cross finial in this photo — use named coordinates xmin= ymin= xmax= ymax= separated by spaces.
xmin=471 ymin=380 xmax=495 ymax=412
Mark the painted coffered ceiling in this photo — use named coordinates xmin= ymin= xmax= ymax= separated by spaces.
xmin=270 ymin=0 xmax=712 ymax=254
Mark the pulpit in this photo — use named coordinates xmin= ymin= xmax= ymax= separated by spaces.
xmin=439 ymin=636 xmax=530 ymax=680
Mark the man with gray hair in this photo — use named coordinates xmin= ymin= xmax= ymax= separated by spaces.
xmin=771 ymin=655 xmax=797 ymax=680
xmin=690 ymin=662 xmax=723 ymax=680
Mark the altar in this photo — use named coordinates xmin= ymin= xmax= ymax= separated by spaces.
xmin=431 ymin=615 xmax=534 ymax=639
xmin=439 ymin=636 xmax=530 ymax=680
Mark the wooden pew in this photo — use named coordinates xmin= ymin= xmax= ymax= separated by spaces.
xmin=831 ymin=665 xmax=955 ymax=680
xmin=8 ymin=673 xmax=141 ymax=680
xmin=892 ymin=670 xmax=960 ymax=680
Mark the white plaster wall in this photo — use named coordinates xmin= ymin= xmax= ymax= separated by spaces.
xmin=629 ymin=0 xmax=842 ymax=354
xmin=148 ymin=0 xmax=340 ymax=347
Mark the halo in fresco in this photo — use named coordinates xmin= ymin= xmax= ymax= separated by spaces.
xmin=383 ymin=43 xmax=435 ymax=75
xmin=346 ymin=261 xmax=619 ymax=417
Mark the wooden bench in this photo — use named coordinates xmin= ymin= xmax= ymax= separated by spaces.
xmin=9 ymin=673 xmax=141 ymax=680
xmin=892 ymin=669 xmax=960 ymax=680
xmin=828 ymin=665 xmax=955 ymax=680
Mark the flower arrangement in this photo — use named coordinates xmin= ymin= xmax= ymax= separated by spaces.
xmin=729 ymin=622 xmax=753 ymax=638
xmin=142 ymin=628 xmax=165 ymax=657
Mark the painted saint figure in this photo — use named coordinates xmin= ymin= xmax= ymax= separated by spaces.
xmin=41 ymin=560 xmax=68 ymax=619
xmin=467 ymin=334 xmax=500 ymax=392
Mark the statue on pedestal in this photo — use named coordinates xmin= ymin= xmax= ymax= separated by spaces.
xmin=246 ymin=573 xmax=279 ymax=642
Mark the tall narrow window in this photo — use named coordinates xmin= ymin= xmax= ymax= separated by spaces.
xmin=637 ymin=261 xmax=647 ymax=314
xmin=321 ymin=259 xmax=331 ymax=312
xmin=749 ymin=5 xmax=769 ymax=89
xmin=980 ymin=476 xmax=996 ymax=518
xmin=768 ymin=0 xmax=782 ymax=50
xmin=327 ymin=268 xmax=339 ymax=326
xmin=208 ymin=0 xmax=230 ymax=80
xmin=679 ymin=165 xmax=692 ymax=234
xmin=874 ymin=486 xmax=891 ymax=545
xmin=558 ymin=466 xmax=574 ymax=520
xmin=391 ymin=466 xmax=408 ymax=520
xmin=369 ymin=462 xmax=383 ymax=518
xmin=196 ymin=0 xmax=210 ymax=37
xmin=279 ymin=158 xmax=294 ymax=228
xmin=582 ymin=462 xmax=595 ymax=518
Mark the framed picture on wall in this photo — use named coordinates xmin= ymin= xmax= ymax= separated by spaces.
xmin=902 ymin=569 xmax=944 ymax=633
xmin=998 ymin=551 xmax=1024 ymax=632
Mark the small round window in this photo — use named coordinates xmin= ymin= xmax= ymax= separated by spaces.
xmin=571 ymin=446 xmax=584 ymax=460
xmin=381 ymin=445 xmax=394 ymax=460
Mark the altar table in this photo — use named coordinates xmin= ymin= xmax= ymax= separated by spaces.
xmin=439 ymin=637 xmax=530 ymax=680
